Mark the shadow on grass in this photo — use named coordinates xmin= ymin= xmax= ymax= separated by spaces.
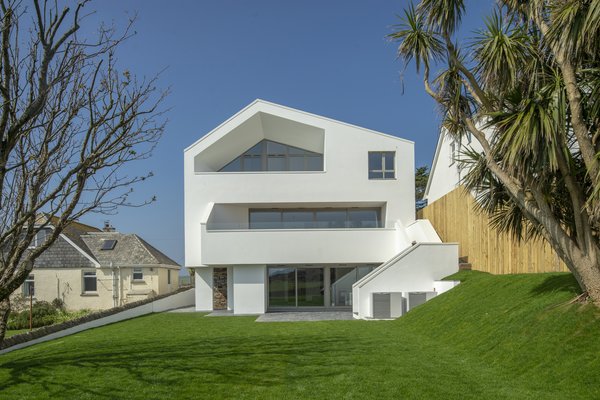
xmin=0 ymin=329 xmax=383 ymax=399
xmin=529 ymin=273 xmax=580 ymax=296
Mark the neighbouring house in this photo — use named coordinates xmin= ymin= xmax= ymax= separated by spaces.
xmin=422 ymin=127 xmax=568 ymax=274
xmin=13 ymin=220 xmax=180 ymax=310
xmin=184 ymin=99 xmax=459 ymax=319
xmin=423 ymin=129 xmax=484 ymax=205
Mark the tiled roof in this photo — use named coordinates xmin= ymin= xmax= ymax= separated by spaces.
xmin=81 ymin=232 xmax=180 ymax=267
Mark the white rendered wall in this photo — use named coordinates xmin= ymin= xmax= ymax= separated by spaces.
xmin=232 ymin=265 xmax=266 ymax=314
xmin=425 ymin=130 xmax=484 ymax=204
xmin=184 ymin=100 xmax=415 ymax=268
xmin=0 ymin=289 xmax=195 ymax=355
xmin=200 ymin=225 xmax=407 ymax=265
xmin=352 ymin=243 xmax=458 ymax=319
xmin=405 ymin=220 xmax=442 ymax=243
xmin=195 ymin=268 xmax=213 ymax=311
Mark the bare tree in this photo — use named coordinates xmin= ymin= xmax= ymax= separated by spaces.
xmin=0 ymin=0 xmax=167 ymax=342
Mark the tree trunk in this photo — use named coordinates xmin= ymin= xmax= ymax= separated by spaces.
xmin=570 ymin=251 xmax=600 ymax=306
xmin=0 ymin=297 xmax=10 ymax=345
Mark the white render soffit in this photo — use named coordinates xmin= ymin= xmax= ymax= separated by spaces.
xmin=193 ymin=112 xmax=325 ymax=172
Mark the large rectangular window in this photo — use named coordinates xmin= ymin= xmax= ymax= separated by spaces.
xmin=368 ymin=151 xmax=395 ymax=179
xmin=23 ymin=274 xmax=35 ymax=297
xmin=249 ymin=208 xmax=382 ymax=229
xmin=83 ymin=271 xmax=97 ymax=292
xmin=220 ymin=140 xmax=323 ymax=172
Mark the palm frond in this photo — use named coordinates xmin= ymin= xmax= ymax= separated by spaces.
xmin=417 ymin=0 xmax=465 ymax=35
xmin=388 ymin=3 xmax=444 ymax=74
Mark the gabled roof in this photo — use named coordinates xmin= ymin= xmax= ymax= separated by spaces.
xmin=81 ymin=232 xmax=179 ymax=267
xmin=60 ymin=220 xmax=102 ymax=262
xmin=423 ymin=130 xmax=445 ymax=201
xmin=185 ymin=99 xmax=413 ymax=158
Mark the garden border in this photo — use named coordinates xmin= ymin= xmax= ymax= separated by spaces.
xmin=0 ymin=287 xmax=195 ymax=354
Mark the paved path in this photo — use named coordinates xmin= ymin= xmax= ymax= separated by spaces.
xmin=256 ymin=311 xmax=354 ymax=322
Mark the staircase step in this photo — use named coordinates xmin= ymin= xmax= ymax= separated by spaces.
xmin=459 ymin=263 xmax=472 ymax=271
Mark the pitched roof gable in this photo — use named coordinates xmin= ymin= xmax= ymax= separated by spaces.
xmin=81 ymin=232 xmax=179 ymax=267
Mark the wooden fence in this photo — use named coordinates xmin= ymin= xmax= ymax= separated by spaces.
xmin=418 ymin=187 xmax=568 ymax=274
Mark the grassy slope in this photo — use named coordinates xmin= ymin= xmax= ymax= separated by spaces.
xmin=0 ymin=271 xmax=598 ymax=400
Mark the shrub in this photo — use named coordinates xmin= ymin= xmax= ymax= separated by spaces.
xmin=51 ymin=298 xmax=66 ymax=312
xmin=7 ymin=301 xmax=59 ymax=330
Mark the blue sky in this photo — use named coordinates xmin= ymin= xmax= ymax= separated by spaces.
xmin=75 ymin=0 xmax=494 ymax=268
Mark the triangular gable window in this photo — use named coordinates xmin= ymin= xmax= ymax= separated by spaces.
xmin=219 ymin=140 xmax=323 ymax=172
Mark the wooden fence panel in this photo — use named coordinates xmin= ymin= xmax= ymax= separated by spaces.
xmin=419 ymin=187 xmax=568 ymax=274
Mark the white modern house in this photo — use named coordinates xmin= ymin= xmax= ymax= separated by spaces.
xmin=184 ymin=100 xmax=459 ymax=319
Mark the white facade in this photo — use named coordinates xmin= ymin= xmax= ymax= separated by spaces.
xmin=184 ymin=100 xmax=458 ymax=317
xmin=424 ymin=130 xmax=484 ymax=204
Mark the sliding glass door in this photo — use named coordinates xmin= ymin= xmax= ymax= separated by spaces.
xmin=268 ymin=265 xmax=378 ymax=309
xmin=268 ymin=268 xmax=296 ymax=307
xmin=268 ymin=267 xmax=324 ymax=308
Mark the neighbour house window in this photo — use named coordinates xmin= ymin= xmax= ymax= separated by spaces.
xmin=29 ymin=229 xmax=48 ymax=248
xmin=23 ymin=274 xmax=35 ymax=297
xmin=133 ymin=267 xmax=143 ymax=281
xmin=101 ymin=239 xmax=117 ymax=250
xmin=83 ymin=271 xmax=97 ymax=292
xmin=219 ymin=139 xmax=323 ymax=172
xmin=248 ymin=208 xmax=382 ymax=229
xmin=168 ymin=270 xmax=171 ymax=285
xmin=368 ymin=152 xmax=395 ymax=179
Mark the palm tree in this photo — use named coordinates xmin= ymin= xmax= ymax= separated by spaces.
xmin=390 ymin=0 xmax=600 ymax=304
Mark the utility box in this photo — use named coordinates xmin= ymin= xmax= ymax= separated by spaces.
xmin=372 ymin=293 xmax=391 ymax=319
xmin=407 ymin=292 xmax=437 ymax=311
xmin=372 ymin=292 xmax=407 ymax=319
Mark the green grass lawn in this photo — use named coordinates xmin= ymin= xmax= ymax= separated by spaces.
xmin=0 ymin=271 xmax=598 ymax=399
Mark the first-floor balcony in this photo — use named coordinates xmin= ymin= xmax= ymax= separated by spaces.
xmin=199 ymin=224 xmax=405 ymax=265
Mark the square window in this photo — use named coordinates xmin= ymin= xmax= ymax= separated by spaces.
xmin=83 ymin=271 xmax=97 ymax=292
xmin=133 ymin=268 xmax=143 ymax=281
xmin=368 ymin=151 xmax=395 ymax=180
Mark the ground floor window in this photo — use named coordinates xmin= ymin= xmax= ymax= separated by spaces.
xmin=22 ymin=274 xmax=35 ymax=297
xmin=267 ymin=264 xmax=377 ymax=309
xmin=133 ymin=267 xmax=143 ymax=281
xmin=83 ymin=271 xmax=97 ymax=292
xmin=168 ymin=269 xmax=171 ymax=285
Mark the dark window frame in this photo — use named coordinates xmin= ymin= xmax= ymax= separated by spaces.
xmin=83 ymin=271 xmax=97 ymax=292
xmin=23 ymin=274 xmax=35 ymax=296
xmin=133 ymin=267 xmax=144 ymax=281
xmin=248 ymin=207 xmax=382 ymax=229
xmin=368 ymin=151 xmax=396 ymax=180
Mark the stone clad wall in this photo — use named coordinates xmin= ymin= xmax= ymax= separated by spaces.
xmin=213 ymin=268 xmax=227 ymax=310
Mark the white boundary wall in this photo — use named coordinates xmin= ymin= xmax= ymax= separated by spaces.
xmin=0 ymin=288 xmax=195 ymax=355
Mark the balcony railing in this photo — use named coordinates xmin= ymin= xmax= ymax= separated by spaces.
xmin=206 ymin=221 xmax=383 ymax=230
